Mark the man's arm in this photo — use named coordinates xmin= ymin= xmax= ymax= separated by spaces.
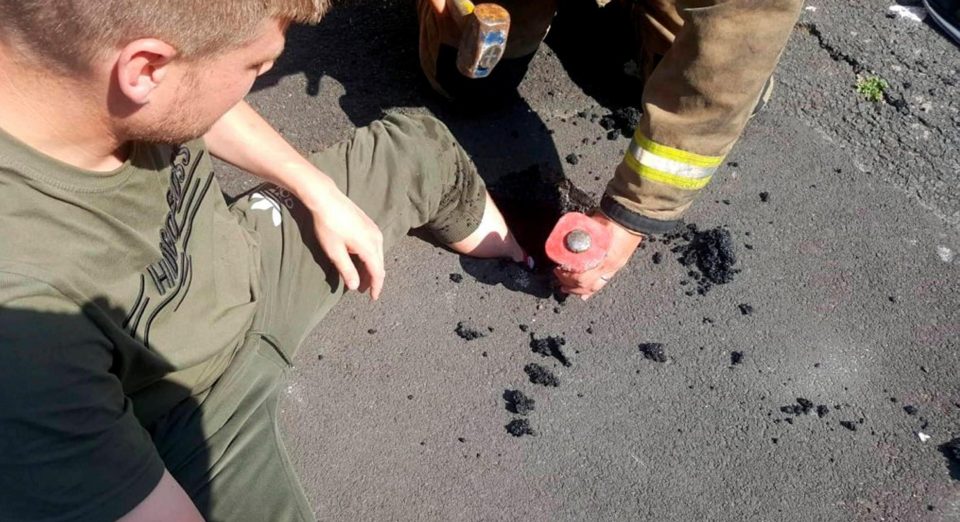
xmin=203 ymin=100 xmax=385 ymax=299
xmin=0 ymin=281 xmax=179 ymax=521
xmin=119 ymin=470 xmax=204 ymax=522
xmin=558 ymin=0 xmax=803 ymax=298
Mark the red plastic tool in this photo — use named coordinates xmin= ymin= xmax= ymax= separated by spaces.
xmin=545 ymin=212 xmax=611 ymax=273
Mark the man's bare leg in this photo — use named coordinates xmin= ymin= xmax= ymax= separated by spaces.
xmin=448 ymin=192 xmax=528 ymax=264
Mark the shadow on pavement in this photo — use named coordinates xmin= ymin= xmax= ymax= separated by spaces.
xmin=251 ymin=0 xmax=643 ymax=180
xmin=545 ymin=0 xmax=643 ymax=109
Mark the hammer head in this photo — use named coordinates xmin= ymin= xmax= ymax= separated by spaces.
xmin=545 ymin=213 xmax=611 ymax=273
xmin=457 ymin=3 xmax=510 ymax=79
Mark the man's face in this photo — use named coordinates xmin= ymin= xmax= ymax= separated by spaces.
xmin=120 ymin=18 xmax=287 ymax=144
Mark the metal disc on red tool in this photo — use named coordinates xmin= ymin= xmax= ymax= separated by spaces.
xmin=545 ymin=212 xmax=611 ymax=273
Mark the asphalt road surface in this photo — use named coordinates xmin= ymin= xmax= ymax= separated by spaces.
xmin=216 ymin=0 xmax=960 ymax=520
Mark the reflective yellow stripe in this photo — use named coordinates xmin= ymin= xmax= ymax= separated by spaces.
xmin=634 ymin=132 xmax=723 ymax=169
xmin=627 ymin=140 xmax=716 ymax=180
xmin=623 ymin=154 xmax=713 ymax=191
xmin=622 ymin=132 xmax=723 ymax=190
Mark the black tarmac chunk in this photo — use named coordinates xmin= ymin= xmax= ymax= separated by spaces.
xmin=455 ymin=322 xmax=485 ymax=341
xmin=505 ymin=418 xmax=536 ymax=437
xmin=639 ymin=343 xmax=667 ymax=363
xmin=840 ymin=420 xmax=857 ymax=431
xmin=672 ymin=225 xmax=739 ymax=295
xmin=781 ymin=398 xmax=814 ymax=416
xmin=730 ymin=351 xmax=744 ymax=366
xmin=530 ymin=335 xmax=571 ymax=367
xmin=503 ymin=389 xmax=536 ymax=415
xmin=598 ymin=107 xmax=641 ymax=139
xmin=524 ymin=363 xmax=560 ymax=387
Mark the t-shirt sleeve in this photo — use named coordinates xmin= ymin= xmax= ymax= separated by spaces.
xmin=0 ymin=287 xmax=166 ymax=522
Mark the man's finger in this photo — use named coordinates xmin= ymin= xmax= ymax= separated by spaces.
xmin=355 ymin=244 xmax=385 ymax=300
xmin=368 ymin=261 xmax=386 ymax=301
xmin=557 ymin=266 xmax=613 ymax=295
xmin=326 ymin=245 xmax=360 ymax=291
xmin=373 ymin=241 xmax=386 ymax=299
xmin=562 ymin=272 xmax=603 ymax=291
xmin=553 ymin=267 xmax=582 ymax=287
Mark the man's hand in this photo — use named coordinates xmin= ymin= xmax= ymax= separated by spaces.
xmin=204 ymin=101 xmax=385 ymax=299
xmin=427 ymin=0 xmax=463 ymax=46
xmin=299 ymin=175 xmax=385 ymax=299
xmin=554 ymin=213 xmax=644 ymax=300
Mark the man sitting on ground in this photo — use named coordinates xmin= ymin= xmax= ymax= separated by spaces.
xmin=0 ymin=1 xmax=525 ymax=520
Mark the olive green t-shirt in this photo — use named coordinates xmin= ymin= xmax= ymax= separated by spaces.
xmin=0 ymin=130 xmax=260 ymax=521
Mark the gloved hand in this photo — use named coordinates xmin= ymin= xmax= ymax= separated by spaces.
xmin=553 ymin=213 xmax=644 ymax=300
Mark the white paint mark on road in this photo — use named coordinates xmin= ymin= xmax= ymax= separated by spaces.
xmin=937 ymin=246 xmax=954 ymax=263
xmin=888 ymin=5 xmax=927 ymax=22
xmin=286 ymin=383 xmax=306 ymax=405
xmin=918 ymin=432 xmax=931 ymax=442
xmin=805 ymin=6 xmax=817 ymax=11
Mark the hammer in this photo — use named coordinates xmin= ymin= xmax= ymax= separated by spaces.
xmin=445 ymin=0 xmax=511 ymax=79
xmin=545 ymin=213 xmax=611 ymax=273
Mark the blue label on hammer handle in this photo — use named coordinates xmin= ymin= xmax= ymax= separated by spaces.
xmin=484 ymin=31 xmax=506 ymax=46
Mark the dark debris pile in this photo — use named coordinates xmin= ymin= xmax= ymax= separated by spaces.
xmin=598 ymin=107 xmax=641 ymax=140
xmin=454 ymin=321 xmax=485 ymax=341
xmin=672 ymin=226 xmax=739 ymax=295
xmin=506 ymin=418 xmax=536 ymax=437
xmin=530 ymin=335 xmax=571 ymax=367
xmin=639 ymin=343 xmax=667 ymax=363
xmin=503 ymin=389 xmax=536 ymax=415
xmin=524 ymin=363 xmax=560 ymax=387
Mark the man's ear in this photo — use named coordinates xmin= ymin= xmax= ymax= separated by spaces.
xmin=115 ymin=39 xmax=178 ymax=105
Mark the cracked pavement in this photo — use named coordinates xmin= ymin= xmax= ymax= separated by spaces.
xmin=784 ymin=2 xmax=959 ymax=225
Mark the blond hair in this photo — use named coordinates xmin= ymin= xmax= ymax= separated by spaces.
xmin=0 ymin=0 xmax=328 ymax=72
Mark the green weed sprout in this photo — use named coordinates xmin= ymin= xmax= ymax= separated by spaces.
xmin=856 ymin=76 xmax=888 ymax=103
